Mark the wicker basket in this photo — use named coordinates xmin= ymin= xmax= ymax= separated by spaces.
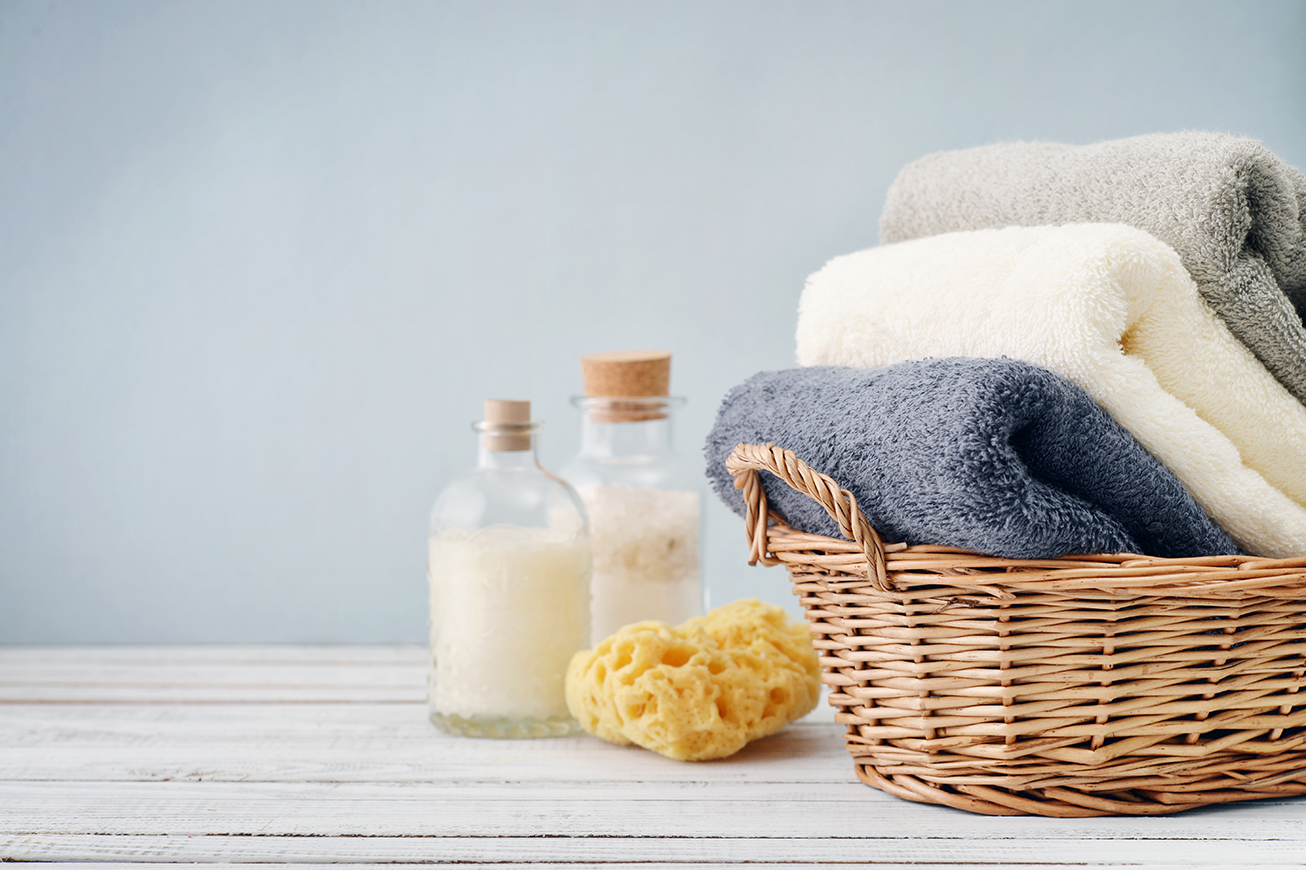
xmin=726 ymin=442 xmax=1306 ymax=817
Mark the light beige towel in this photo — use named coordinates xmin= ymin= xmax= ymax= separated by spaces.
xmin=796 ymin=223 xmax=1306 ymax=557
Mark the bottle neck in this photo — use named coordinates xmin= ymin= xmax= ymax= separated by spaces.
xmin=472 ymin=418 xmax=544 ymax=470
xmin=573 ymin=396 xmax=683 ymax=460
xmin=477 ymin=435 xmax=541 ymax=470
xmin=579 ymin=416 xmax=672 ymax=460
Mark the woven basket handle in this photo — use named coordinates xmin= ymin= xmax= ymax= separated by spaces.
xmin=725 ymin=442 xmax=892 ymax=593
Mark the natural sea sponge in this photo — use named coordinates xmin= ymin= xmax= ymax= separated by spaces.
xmin=565 ymin=598 xmax=822 ymax=761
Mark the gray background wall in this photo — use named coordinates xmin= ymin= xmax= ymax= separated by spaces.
xmin=3 ymin=0 xmax=1305 ymax=643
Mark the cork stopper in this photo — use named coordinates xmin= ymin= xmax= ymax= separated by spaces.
xmin=580 ymin=350 xmax=672 ymax=423
xmin=482 ymin=399 xmax=532 ymax=452
xmin=581 ymin=350 xmax=671 ymax=398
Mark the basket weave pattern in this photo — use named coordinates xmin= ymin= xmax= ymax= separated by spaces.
xmin=727 ymin=442 xmax=1306 ymax=817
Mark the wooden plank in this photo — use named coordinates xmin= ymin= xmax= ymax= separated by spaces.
xmin=0 ymin=649 xmax=836 ymax=723
xmin=0 ymin=702 xmax=834 ymax=745
xmin=6 ymin=833 xmax=1306 ymax=864
xmin=0 ymin=863 xmax=1284 ymax=870
xmin=0 ymin=703 xmax=438 ymax=744
xmin=4 ymin=780 xmax=1306 ymax=840
xmin=0 ymin=664 xmax=425 ymax=688
xmin=2 ymin=862 xmax=1295 ymax=867
xmin=0 ymin=726 xmax=852 ymax=784
xmin=0 ymin=695 xmax=847 ymax=786
xmin=0 ymin=746 xmax=852 ymax=784
xmin=0 ymin=685 xmax=425 ymax=703
xmin=0 ymin=645 xmax=427 ymax=666
xmin=0 ymin=655 xmax=427 ymax=703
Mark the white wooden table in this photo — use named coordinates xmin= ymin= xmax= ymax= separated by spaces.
xmin=5 ymin=645 xmax=1306 ymax=868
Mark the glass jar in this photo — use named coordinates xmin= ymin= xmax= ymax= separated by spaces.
xmin=560 ymin=395 xmax=704 ymax=644
xmin=427 ymin=400 xmax=591 ymax=738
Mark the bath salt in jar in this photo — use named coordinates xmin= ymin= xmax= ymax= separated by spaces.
xmin=427 ymin=399 xmax=591 ymax=738
xmin=559 ymin=351 xmax=705 ymax=644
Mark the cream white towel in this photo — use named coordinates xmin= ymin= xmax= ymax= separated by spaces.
xmin=795 ymin=224 xmax=1306 ymax=558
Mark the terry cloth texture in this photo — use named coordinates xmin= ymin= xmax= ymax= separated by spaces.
xmin=704 ymin=360 xmax=1239 ymax=560
xmin=795 ymin=223 xmax=1306 ymax=558
xmin=879 ymin=131 xmax=1306 ymax=404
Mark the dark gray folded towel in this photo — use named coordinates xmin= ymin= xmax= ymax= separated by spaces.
xmin=704 ymin=359 xmax=1239 ymax=560
xmin=880 ymin=132 xmax=1306 ymax=405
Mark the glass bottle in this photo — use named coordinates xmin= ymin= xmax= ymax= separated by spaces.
xmin=427 ymin=399 xmax=591 ymax=738
xmin=559 ymin=351 xmax=704 ymax=644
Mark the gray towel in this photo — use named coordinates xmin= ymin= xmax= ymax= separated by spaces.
xmin=704 ymin=358 xmax=1239 ymax=560
xmin=880 ymin=132 xmax=1306 ymax=404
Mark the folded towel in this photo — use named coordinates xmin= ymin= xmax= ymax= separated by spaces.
xmin=705 ymin=360 xmax=1239 ymax=560
xmin=795 ymin=223 xmax=1306 ymax=558
xmin=879 ymin=131 xmax=1306 ymax=404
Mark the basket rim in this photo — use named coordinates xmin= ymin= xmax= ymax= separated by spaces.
xmin=726 ymin=442 xmax=1306 ymax=600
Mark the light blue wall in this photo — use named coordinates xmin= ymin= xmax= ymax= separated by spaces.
xmin=3 ymin=0 xmax=1304 ymax=642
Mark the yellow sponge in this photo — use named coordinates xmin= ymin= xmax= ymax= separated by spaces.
xmin=565 ymin=598 xmax=822 ymax=761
